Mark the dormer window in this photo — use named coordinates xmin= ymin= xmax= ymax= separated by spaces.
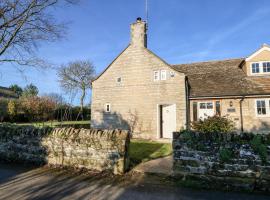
xmin=251 ymin=62 xmax=270 ymax=75
xmin=263 ymin=62 xmax=270 ymax=72
xmin=252 ymin=63 xmax=260 ymax=73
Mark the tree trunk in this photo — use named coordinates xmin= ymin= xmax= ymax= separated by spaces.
xmin=79 ymin=87 xmax=86 ymax=120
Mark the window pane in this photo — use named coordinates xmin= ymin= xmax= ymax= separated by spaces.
xmin=252 ymin=63 xmax=260 ymax=73
xmin=207 ymin=103 xmax=213 ymax=109
xmin=193 ymin=102 xmax=198 ymax=121
xmin=216 ymin=101 xmax=221 ymax=116
xmin=263 ymin=62 xmax=270 ymax=72
xmin=161 ymin=70 xmax=166 ymax=80
xmin=154 ymin=71 xmax=159 ymax=81
xmin=256 ymin=100 xmax=266 ymax=115
xmin=200 ymin=103 xmax=206 ymax=109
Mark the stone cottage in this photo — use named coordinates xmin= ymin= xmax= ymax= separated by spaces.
xmin=91 ymin=18 xmax=270 ymax=139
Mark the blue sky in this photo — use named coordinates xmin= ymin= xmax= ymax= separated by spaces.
xmin=1 ymin=0 xmax=270 ymax=105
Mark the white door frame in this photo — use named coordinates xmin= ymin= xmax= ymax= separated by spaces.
xmin=156 ymin=104 xmax=176 ymax=139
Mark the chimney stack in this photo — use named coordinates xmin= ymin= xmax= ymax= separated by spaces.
xmin=130 ymin=17 xmax=147 ymax=48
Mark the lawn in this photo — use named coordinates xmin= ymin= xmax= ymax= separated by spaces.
xmin=129 ymin=139 xmax=172 ymax=168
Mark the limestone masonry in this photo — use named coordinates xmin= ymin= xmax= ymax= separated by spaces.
xmin=173 ymin=131 xmax=270 ymax=192
xmin=0 ymin=125 xmax=130 ymax=175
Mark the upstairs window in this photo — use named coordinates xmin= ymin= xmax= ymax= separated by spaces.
xmin=252 ymin=63 xmax=260 ymax=73
xmin=160 ymin=70 xmax=167 ymax=80
xmin=154 ymin=71 xmax=160 ymax=81
xmin=263 ymin=62 xmax=270 ymax=73
xmin=251 ymin=62 xmax=270 ymax=75
xmin=117 ymin=77 xmax=122 ymax=83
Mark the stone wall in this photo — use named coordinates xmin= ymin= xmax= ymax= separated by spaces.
xmin=0 ymin=125 xmax=130 ymax=174
xmin=173 ymin=131 xmax=270 ymax=192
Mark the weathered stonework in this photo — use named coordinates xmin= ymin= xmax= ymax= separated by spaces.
xmin=91 ymin=19 xmax=186 ymax=139
xmin=0 ymin=125 xmax=130 ymax=175
xmin=173 ymin=131 xmax=270 ymax=192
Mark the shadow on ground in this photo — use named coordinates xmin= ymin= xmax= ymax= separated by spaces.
xmin=0 ymin=162 xmax=269 ymax=200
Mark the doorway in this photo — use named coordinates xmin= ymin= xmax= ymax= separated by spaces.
xmin=159 ymin=104 xmax=176 ymax=139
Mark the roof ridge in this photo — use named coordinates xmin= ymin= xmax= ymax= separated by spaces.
xmin=172 ymin=57 xmax=244 ymax=66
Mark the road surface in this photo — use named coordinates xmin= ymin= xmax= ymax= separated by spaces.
xmin=0 ymin=163 xmax=269 ymax=200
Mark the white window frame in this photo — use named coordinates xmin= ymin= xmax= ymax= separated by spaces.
xmin=160 ymin=70 xmax=167 ymax=80
xmin=153 ymin=71 xmax=160 ymax=81
xmin=105 ymin=103 xmax=111 ymax=113
xmin=250 ymin=61 xmax=270 ymax=75
xmin=255 ymin=99 xmax=270 ymax=117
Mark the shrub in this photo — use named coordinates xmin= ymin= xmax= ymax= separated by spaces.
xmin=20 ymin=96 xmax=57 ymax=122
xmin=0 ymin=99 xmax=8 ymax=122
xmin=192 ymin=115 xmax=235 ymax=134
xmin=250 ymin=135 xmax=268 ymax=163
xmin=219 ymin=148 xmax=233 ymax=163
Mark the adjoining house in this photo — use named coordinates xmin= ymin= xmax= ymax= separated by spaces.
xmin=0 ymin=86 xmax=18 ymax=99
xmin=91 ymin=17 xmax=270 ymax=139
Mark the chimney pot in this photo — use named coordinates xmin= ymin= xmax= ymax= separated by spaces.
xmin=137 ymin=17 xmax=142 ymax=22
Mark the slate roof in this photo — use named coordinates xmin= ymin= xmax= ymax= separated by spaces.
xmin=0 ymin=86 xmax=18 ymax=99
xmin=172 ymin=58 xmax=270 ymax=98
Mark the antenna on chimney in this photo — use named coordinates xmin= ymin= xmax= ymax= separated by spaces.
xmin=145 ymin=0 xmax=149 ymax=30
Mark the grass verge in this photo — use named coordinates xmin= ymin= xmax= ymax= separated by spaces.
xmin=129 ymin=139 xmax=172 ymax=168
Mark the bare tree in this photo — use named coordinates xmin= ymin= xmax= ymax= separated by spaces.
xmin=0 ymin=0 xmax=77 ymax=68
xmin=57 ymin=60 xmax=95 ymax=118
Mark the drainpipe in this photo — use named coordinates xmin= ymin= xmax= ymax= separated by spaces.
xmin=185 ymin=76 xmax=190 ymax=130
xmin=240 ymin=97 xmax=245 ymax=132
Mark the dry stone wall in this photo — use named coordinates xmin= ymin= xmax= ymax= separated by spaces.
xmin=173 ymin=131 xmax=270 ymax=192
xmin=0 ymin=125 xmax=130 ymax=174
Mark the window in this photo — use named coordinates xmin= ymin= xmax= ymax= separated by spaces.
xmin=105 ymin=103 xmax=111 ymax=113
xmin=200 ymin=103 xmax=206 ymax=109
xmin=154 ymin=71 xmax=160 ymax=81
xmin=207 ymin=103 xmax=213 ymax=109
xmin=256 ymin=100 xmax=266 ymax=115
xmin=216 ymin=101 xmax=221 ymax=116
xmin=161 ymin=70 xmax=167 ymax=80
xmin=193 ymin=102 xmax=198 ymax=121
xmin=252 ymin=63 xmax=260 ymax=73
xmin=263 ymin=62 xmax=270 ymax=73
xmin=117 ymin=77 xmax=122 ymax=83
xmin=251 ymin=62 xmax=270 ymax=75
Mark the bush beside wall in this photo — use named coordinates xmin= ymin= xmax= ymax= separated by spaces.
xmin=0 ymin=125 xmax=130 ymax=174
xmin=173 ymin=131 xmax=270 ymax=192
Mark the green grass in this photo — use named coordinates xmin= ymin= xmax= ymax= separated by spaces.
xmin=129 ymin=139 xmax=172 ymax=168
xmin=5 ymin=120 xmax=90 ymax=128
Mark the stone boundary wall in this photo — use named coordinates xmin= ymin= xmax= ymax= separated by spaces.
xmin=0 ymin=125 xmax=130 ymax=174
xmin=173 ymin=131 xmax=270 ymax=192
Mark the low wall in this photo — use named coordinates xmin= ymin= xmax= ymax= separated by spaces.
xmin=0 ymin=125 xmax=130 ymax=174
xmin=173 ymin=131 xmax=270 ymax=192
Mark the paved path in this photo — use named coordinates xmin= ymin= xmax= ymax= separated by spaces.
xmin=0 ymin=162 xmax=269 ymax=200
xmin=133 ymin=155 xmax=173 ymax=175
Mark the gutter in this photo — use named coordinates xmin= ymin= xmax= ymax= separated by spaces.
xmin=189 ymin=94 xmax=270 ymax=100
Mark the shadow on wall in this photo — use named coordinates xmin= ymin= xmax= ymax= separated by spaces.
xmin=92 ymin=110 xmax=141 ymax=133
